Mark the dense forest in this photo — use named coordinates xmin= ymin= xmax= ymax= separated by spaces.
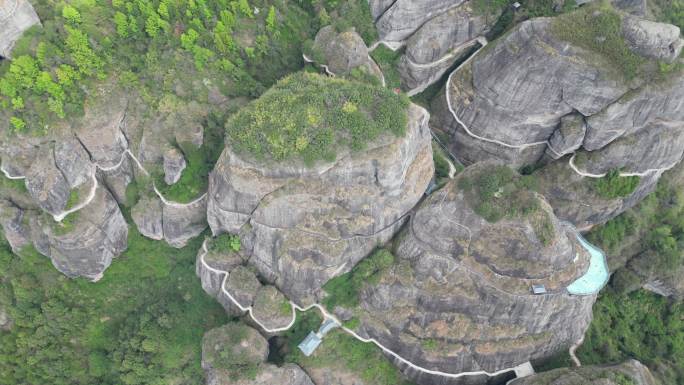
xmin=0 ymin=228 xmax=228 ymax=385
xmin=1 ymin=0 xmax=684 ymax=384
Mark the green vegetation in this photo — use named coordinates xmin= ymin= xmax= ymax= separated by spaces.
xmin=1 ymin=0 xmax=370 ymax=134
xmin=458 ymin=166 xmax=555 ymax=245
xmin=65 ymin=189 xmax=80 ymax=209
xmin=551 ymin=3 xmax=647 ymax=80
xmin=154 ymin=112 xmax=227 ymax=202
xmin=0 ymin=227 xmax=228 ymax=385
xmin=473 ymin=0 xmax=509 ymax=18
xmin=225 ymin=72 xmax=409 ymax=164
xmin=270 ymin=311 xmax=413 ymax=385
xmin=209 ymin=233 xmax=241 ymax=253
xmin=202 ymin=323 xmax=261 ymax=380
xmin=650 ymin=0 xmax=684 ymax=30
xmin=433 ymin=145 xmax=452 ymax=181
xmin=322 ymin=248 xmax=395 ymax=309
xmin=369 ymin=46 xmax=403 ymax=90
xmin=587 ymin=168 xmax=684 ymax=292
xmin=578 ymin=290 xmax=684 ymax=384
xmin=593 ymin=169 xmax=640 ymax=199
xmin=320 ymin=0 xmax=378 ymax=44
xmin=0 ymin=176 xmax=27 ymax=194
xmin=52 ymin=211 xmax=79 ymax=235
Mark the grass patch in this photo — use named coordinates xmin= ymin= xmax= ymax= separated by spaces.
xmin=52 ymin=211 xmax=79 ymax=236
xmin=369 ymin=46 xmax=403 ymax=90
xmin=458 ymin=165 xmax=554 ymax=245
xmin=593 ymin=169 xmax=640 ymax=199
xmin=551 ymin=3 xmax=647 ymax=81
xmin=65 ymin=189 xmax=80 ymax=210
xmin=322 ymin=249 xmax=395 ymax=309
xmin=0 ymin=176 xmax=28 ymax=194
xmin=225 ymin=72 xmax=409 ymax=165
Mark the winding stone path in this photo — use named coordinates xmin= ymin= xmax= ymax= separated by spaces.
xmin=198 ymin=238 xmax=530 ymax=381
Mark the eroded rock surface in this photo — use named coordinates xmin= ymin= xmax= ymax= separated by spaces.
xmin=0 ymin=0 xmax=41 ymax=58
xmin=622 ymin=15 xmax=683 ymax=62
xmin=375 ymin=0 xmax=465 ymax=43
xmin=310 ymin=26 xmax=384 ymax=82
xmin=207 ymin=103 xmax=433 ymax=304
xmin=398 ymin=3 xmax=495 ymax=93
xmin=340 ymin=164 xmax=596 ymax=378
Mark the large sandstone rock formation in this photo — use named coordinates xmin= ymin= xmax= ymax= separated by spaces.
xmin=510 ymin=360 xmax=658 ymax=385
xmin=429 ymin=8 xmax=683 ymax=226
xmin=207 ymin=102 xmax=433 ymax=304
xmin=397 ymin=3 xmax=496 ymax=94
xmin=201 ymin=323 xmax=314 ymax=385
xmin=0 ymin=0 xmax=41 ymax=58
xmin=334 ymin=164 xmax=597 ymax=382
xmin=433 ymin=13 xmax=683 ymax=165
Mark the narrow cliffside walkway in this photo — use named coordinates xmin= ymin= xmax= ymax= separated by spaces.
xmin=568 ymin=153 xmax=678 ymax=178
xmin=569 ymin=335 xmax=584 ymax=367
xmin=0 ymin=145 xmax=207 ymax=223
xmin=198 ymin=239 xmax=529 ymax=381
xmin=444 ymin=37 xmax=552 ymax=152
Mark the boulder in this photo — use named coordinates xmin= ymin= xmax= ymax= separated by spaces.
xmin=546 ymin=114 xmax=586 ymax=160
xmin=35 ymin=185 xmax=128 ymax=280
xmin=622 ymin=16 xmax=683 ymax=62
xmin=0 ymin=200 xmax=30 ymax=252
xmin=311 ymin=26 xmax=384 ymax=82
xmin=251 ymin=285 xmax=292 ymax=331
xmin=0 ymin=0 xmax=41 ymax=58
xmin=376 ymin=0 xmax=466 ymax=43
xmin=225 ymin=265 xmax=261 ymax=307
xmin=54 ymin=137 xmax=95 ymax=189
xmin=346 ymin=164 xmax=597 ymax=378
xmin=131 ymin=195 xmax=163 ymax=240
xmin=163 ymin=147 xmax=186 ymax=185
xmin=161 ymin=194 xmax=207 ymax=247
xmin=207 ymin=103 xmax=433 ymax=304
xmin=201 ymin=323 xmax=314 ymax=385
xmin=0 ymin=306 xmax=12 ymax=331
xmin=509 ymin=359 xmax=658 ymax=385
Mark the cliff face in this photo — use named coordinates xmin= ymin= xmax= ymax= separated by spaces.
xmin=207 ymin=102 xmax=433 ymax=304
xmin=332 ymin=164 xmax=596 ymax=379
xmin=0 ymin=0 xmax=41 ymax=58
xmin=510 ymin=360 xmax=658 ymax=385
xmin=0 ymin=82 xmax=223 ymax=278
xmin=373 ymin=0 xmax=466 ymax=44
xmin=397 ymin=3 xmax=497 ymax=94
